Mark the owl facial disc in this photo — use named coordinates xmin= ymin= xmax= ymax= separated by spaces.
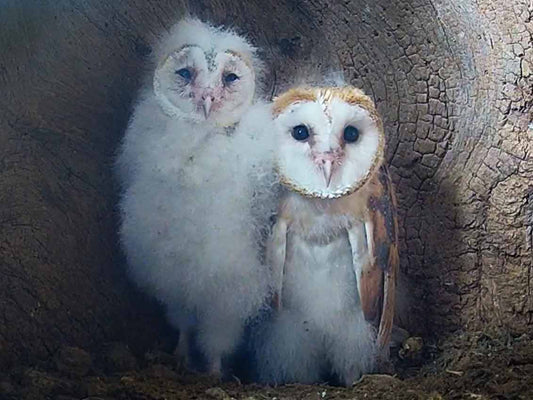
xmin=152 ymin=19 xmax=258 ymax=126
xmin=273 ymin=87 xmax=385 ymax=199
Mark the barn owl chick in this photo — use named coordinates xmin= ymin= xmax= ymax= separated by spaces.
xmin=253 ymin=85 xmax=399 ymax=386
xmin=117 ymin=18 xmax=276 ymax=377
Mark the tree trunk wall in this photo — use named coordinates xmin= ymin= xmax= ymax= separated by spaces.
xmin=0 ymin=0 xmax=531 ymax=368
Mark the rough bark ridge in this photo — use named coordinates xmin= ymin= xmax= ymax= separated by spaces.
xmin=0 ymin=0 xmax=531 ymax=368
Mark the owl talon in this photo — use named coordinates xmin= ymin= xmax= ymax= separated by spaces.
xmin=174 ymin=332 xmax=192 ymax=372
xmin=207 ymin=357 xmax=223 ymax=379
xmin=375 ymin=356 xmax=395 ymax=375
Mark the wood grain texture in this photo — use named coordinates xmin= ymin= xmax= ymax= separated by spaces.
xmin=0 ymin=0 xmax=531 ymax=368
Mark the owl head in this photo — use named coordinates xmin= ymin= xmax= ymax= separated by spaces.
xmin=272 ymin=86 xmax=385 ymax=199
xmin=153 ymin=18 xmax=260 ymax=126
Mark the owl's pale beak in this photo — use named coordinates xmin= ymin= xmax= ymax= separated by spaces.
xmin=202 ymin=97 xmax=213 ymax=119
xmin=321 ymin=160 xmax=333 ymax=187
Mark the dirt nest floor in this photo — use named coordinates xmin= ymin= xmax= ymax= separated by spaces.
xmin=2 ymin=331 xmax=532 ymax=400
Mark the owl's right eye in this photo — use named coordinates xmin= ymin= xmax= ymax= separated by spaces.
xmin=291 ymin=125 xmax=310 ymax=141
xmin=175 ymin=68 xmax=192 ymax=81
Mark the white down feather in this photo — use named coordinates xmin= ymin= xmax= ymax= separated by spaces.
xmin=117 ymin=94 xmax=278 ymax=371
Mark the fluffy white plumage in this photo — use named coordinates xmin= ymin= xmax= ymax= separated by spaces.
xmin=253 ymin=210 xmax=377 ymax=384
xmin=252 ymin=86 xmax=391 ymax=385
xmin=116 ymin=18 xmax=277 ymax=375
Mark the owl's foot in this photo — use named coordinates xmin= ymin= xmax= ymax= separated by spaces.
xmin=174 ymin=331 xmax=192 ymax=372
xmin=206 ymin=357 xmax=222 ymax=380
xmin=375 ymin=345 xmax=395 ymax=375
xmin=376 ymin=357 xmax=395 ymax=375
xmin=390 ymin=325 xmax=410 ymax=347
xmin=174 ymin=351 xmax=189 ymax=372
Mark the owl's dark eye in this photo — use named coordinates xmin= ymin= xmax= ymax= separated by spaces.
xmin=175 ymin=68 xmax=192 ymax=81
xmin=291 ymin=125 xmax=310 ymax=141
xmin=343 ymin=125 xmax=360 ymax=143
xmin=224 ymin=73 xmax=239 ymax=84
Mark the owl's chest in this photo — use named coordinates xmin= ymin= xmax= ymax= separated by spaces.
xmin=178 ymin=135 xmax=239 ymax=187
xmin=283 ymin=227 xmax=361 ymax=317
xmin=279 ymin=193 xmax=372 ymax=311
xmin=285 ymin=230 xmax=353 ymax=273
xmin=284 ymin=206 xmax=362 ymax=278
xmin=285 ymin=192 xmax=370 ymax=242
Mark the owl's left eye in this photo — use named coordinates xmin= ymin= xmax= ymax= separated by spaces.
xmin=343 ymin=125 xmax=360 ymax=143
xmin=291 ymin=125 xmax=310 ymax=141
xmin=175 ymin=68 xmax=192 ymax=81
xmin=224 ymin=73 xmax=239 ymax=84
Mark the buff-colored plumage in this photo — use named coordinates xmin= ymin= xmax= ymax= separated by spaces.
xmin=252 ymin=85 xmax=398 ymax=386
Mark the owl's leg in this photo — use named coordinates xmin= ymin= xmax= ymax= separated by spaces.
xmin=196 ymin=314 xmax=244 ymax=378
xmin=206 ymin=355 xmax=222 ymax=377
xmin=327 ymin=314 xmax=376 ymax=386
xmin=174 ymin=328 xmax=192 ymax=371
xmin=167 ymin=310 xmax=196 ymax=371
xmin=253 ymin=310 xmax=322 ymax=384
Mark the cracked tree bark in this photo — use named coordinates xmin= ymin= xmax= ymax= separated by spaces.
xmin=0 ymin=0 xmax=531 ymax=369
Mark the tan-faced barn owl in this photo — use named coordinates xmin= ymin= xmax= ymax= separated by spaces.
xmin=116 ymin=18 xmax=277 ymax=376
xmin=252 ymin=86 xmax=399 ymax=386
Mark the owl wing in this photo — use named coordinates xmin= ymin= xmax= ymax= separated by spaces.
xmin=267 ymin=217 xmax=288 ymax=310
xmin=349 ymin=165 xmax=399 ymax=358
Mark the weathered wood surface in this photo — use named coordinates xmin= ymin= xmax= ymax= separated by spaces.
xmin=0 ymin=0 xmax=531 ymax=367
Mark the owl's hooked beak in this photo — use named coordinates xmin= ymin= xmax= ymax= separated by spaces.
xmin=314 ymin=150 xmax=343 ymax=188
xmin=200 ymin=89 xmax=217 ymax=119
xmin=202 ymin=96 xmax=213 ymax=119
xmin=320 ymin=160 xmax=334 ymax=187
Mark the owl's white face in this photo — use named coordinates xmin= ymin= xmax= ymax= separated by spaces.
xmin=153 ymin=19 xmax=257 ymax=126
xmin=274 ymin=87 xmax=384 ymax=199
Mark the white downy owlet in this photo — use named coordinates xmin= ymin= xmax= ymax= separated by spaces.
xmin=116 ymin=18 xmax=277 ymax=376
xmin=253 ymin=85 xmax=399 ymax=386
